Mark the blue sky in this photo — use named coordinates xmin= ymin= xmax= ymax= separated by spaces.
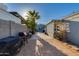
xmin=5 ymin=3 xmax=79 ymax=24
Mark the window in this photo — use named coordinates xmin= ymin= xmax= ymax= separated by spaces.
xmin=65 ymin=23 xmax=70 ymax=32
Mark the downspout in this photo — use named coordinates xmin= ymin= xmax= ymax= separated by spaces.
xmin=9 ymin=20 xmax=11 ymax=36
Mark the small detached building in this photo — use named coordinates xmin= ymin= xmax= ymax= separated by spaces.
xmin=46 ymin=20 xmax=54 ymax=38
xmin=46 ymin=12 xmax=79 ymax=46
xmin=46 ymin=20 xmax=66 ymax=41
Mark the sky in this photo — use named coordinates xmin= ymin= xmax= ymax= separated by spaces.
xmin=5 ymin=3 xmax=79 ymax=24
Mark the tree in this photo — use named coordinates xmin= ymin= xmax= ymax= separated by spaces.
xmin=25 ymin=10 xmax=40 ymax=32
xmin=27 ymin=10 xmax=40 ymax=21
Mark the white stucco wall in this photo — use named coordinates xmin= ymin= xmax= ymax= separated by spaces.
xmin=0 ymin=9 xmax=21 ymax=24
xmin=66 ymin=21 xmax=79 ymax=45
xmin=0 ymin=4 xmax=28 ymax=39
xmin=0 ymin=19 xmax=10 ymax=39
xmin=0 ymin=19 xmax=28 ymax=39
xmin=64 ymin=14 xmax=79 ymax=45
xmin=0 ymin=4 xmax=7 ymax=11
xmin=46 ymin=22 xmax=54 ymax=38
xmin=0 ymin=3 xmax=21 ymax=24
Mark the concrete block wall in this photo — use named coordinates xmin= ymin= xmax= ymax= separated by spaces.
xmin=0 ymin=19 xmax=27 ymax=39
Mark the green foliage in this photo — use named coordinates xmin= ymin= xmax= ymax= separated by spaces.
xmin=27 ymin=10 xmax=40 ymax=20
xmin=24 ymin=10 xmax=40 ymax=31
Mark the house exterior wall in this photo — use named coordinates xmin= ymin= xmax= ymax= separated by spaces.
xmin=66 ymin=21 xmax=79 ymax=45
xmin=64 ymin=14 xmax=79 ymax=45
xmin=0 ymin=4 xmax=7 ymax=11
xmin=10 ymin=21 xmax=27 ymax=36
xmin=0 ymin=9 xmax=21 ymax=24
xmin=0 ymin=19 xmax=10 ymax=39
xmin=46 ymin=22 xmax=54 ymax=38
xmin=0 ymin=19 xmax=28 ymax=39
xmin=0 ymin=4 xmax=28 ymax=39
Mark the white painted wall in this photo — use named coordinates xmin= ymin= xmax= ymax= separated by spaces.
xmin=64 ymin=15 xmax=79 ymax=45
xmin=46 ymin=22 xmax=54 ymax=38
xmin=0 ymin=4 xmax=21 ymax=24
xmin=66 ymin=21 xmax=79 ymax=45
xmin=0 ymin=19 xmax=28 ymax=39
xmin=0 ymin=4 xmax=7 ymax=11
xmin=0 ymin=9 xmax=21 ymax=24
xmin=0 ymin=4 xmax=28 ymax=39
